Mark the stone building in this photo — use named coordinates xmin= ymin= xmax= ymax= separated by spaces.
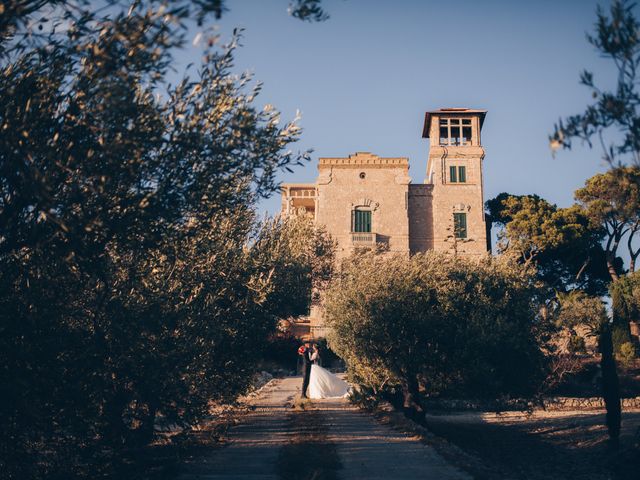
xmin=281 ymin=108 xmax=491 ymax=337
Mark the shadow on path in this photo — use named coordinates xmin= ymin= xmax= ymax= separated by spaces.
xmin=276 ymin=408 xmax=341 ymax=480
xmin=176 ymin=377 xmax=468 ymax=480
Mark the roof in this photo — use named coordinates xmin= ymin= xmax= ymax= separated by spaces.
xmin=422 ymin=108 xmax=487 ymax=138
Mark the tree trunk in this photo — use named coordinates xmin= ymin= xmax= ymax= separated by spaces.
xmin=606 ymin=250 xmax=620 ymax=282
xmin=103 ymin=386 xmax=130 ymax=446
xmin=627 ymin=223 xmax=639 ymax=273
xmin=599 ymin=325 xmax=621 ymax=448
xmin=402 ymin=374 xmax=424 ymax=420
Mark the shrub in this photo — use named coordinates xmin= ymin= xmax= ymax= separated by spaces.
xmin=618 ymin=342 xmax=637 ymax=367
xmin=312 ymin=338 xmax=341 ymax=369
xmin=325 ymin=251 xmax=546 ymax=414
xmin=612 ymin=324 xmax=634 ymax=354
xmin=568 ymin=334 xmax=588 ymax=354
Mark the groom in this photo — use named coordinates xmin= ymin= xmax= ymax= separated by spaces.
xmin=298 ymin=341 xmax=313 ymax=398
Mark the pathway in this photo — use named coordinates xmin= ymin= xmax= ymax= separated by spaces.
xmin=176 ymin=376 xmax=470 ymax=480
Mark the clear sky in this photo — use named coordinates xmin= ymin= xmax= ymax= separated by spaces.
xmin=175 ymin=0 xmax=619 ymax=216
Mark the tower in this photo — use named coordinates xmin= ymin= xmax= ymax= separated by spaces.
xmin=423 ymin=108 xmax=489 ymax=256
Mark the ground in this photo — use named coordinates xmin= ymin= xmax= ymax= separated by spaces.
xmin=170 ymin=376 xmax=640 ymax=480
xmin=421 ymin=410 xmax=640 ymax=480
xmin=175 ymin=376 xmax=469 ymax=480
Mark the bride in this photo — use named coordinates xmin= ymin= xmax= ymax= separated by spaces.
xmin=307 ymin=345 xmax=350 ymax=399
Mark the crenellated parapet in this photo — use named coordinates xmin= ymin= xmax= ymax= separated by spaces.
xmin=319 ymin=152 xmax=409 ymax=169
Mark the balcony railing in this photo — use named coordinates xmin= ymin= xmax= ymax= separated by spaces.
xmin=351 ymin=232 xmax=377 ymax=245
xmin=288 ymin=189 xmax=317 ymax=198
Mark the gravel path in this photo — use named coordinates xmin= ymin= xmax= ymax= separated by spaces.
xmin=176 ymin=376 xmax=469 ymax=480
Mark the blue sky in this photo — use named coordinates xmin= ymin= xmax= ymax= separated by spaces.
xmin=176 ymin=0 xmax=618 ymax=215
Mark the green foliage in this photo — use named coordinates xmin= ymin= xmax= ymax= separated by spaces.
xmin=618 ymin=341 xmax=637 ymax=367
xmin=289 ymin=0 xmax=330 ymax=22
xmin=612 ymin=324 xmax=633 ymax=353
xmin=609 ymin=272 xmax=640 ymax=359
xmin=313 ymin=337 xmax=341 ymax=368
xmin=568 ymin=334 xmax=587 ymax=354
xmin=0 ymin=2 xmax=326 ymax=478
xmin=552 ymin=290 xmax=622 ymax=444
xmin=486 ymin=192 xmax=613 ymax=295
xmin=610 ymin=271 xmax=640 ymax=323
xmin=575 ymin=168 xmax=640 ymax=228
xmin=551 ymin=0 xmax=640 ymax=166
xmin=498 ymin=196 xmax=590 ymax=263
xmin=348 ymin=385 xmax=381 ymax=410
xmin=553 ymin=290 xmax=608 ymax=333
xmin=252 ymin=215 xmax=336 ymax=319
xmin=0 ymin=1 xmax=328 ymax=56
xmin=547 ymin=0 xmax=634 ymax=445
xmin=574 ymin=167 xmax=640 ymax=280
xmin=486 ymin=192 xmax=544 ymax=228
xmin=325 ymin=251 xmax=546 ymax=407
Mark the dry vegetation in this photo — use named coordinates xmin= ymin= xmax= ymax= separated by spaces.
xmin=424 ymin=411 xmax=640 ymax=480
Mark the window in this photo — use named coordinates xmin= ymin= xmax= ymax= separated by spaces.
xmin=458 ymin=166 xmax=466 ymax=183
xmin=453 ymin=213 xmax=467 ymax=239
xmin=449 ymin=165 xmax=466 ymax=183
xmin=352 ymin=209 xmax=372 ymax=233
xmin=439 ymin=118 xmax=473 ymax=146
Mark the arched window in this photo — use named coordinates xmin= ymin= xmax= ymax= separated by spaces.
xmin=352 ymin=207 xmax=372 ymax=233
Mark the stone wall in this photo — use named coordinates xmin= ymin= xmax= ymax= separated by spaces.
xmin=428 ymin=145 xmax=488 ymax=257
xmin=422 ymin=396 xmax=640 ymax=412
xmin=315 ymin=152 xmax=411 ymax=260
xmin=544 ymin=396 xmax=640 ymax=410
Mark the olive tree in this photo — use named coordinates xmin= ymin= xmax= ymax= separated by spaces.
xmin=0 ymin=1 xmax=324 ymax=477
xmin=325 ymin=251 xmax=546 ymax=417
xmin=550 ymin=0 xmax=640 ymax=167
xmin=251 ymin=214 xmax=336 ymax=320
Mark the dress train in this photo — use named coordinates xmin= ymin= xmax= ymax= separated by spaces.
xmin=307 ymin=364 xmax=350 ymax=399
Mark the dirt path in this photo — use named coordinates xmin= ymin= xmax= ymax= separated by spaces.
xmin=176 ymin=376 xmax=469 ymax=480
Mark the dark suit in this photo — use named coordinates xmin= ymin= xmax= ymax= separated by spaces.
xmin=301 ymin=347 xmax=312 ymax=398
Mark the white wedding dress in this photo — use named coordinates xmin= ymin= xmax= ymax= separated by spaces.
xmin=307 ymin=364 xmax=351 ymax=399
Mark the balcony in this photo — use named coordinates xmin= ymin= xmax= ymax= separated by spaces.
xmin=351 ymin=232 xmax=377 ymax=246
xmin=288 ymin=188 xmax=316 ymax=198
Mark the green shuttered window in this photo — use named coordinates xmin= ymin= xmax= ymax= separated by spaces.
xmin=352 ymin=209 xmax=372 ymax=233
xmin=454 ymin=212 xmax=467 ymax=239
xmin=458 ymin=166 xmax=466 ymax=183
xmin=450 ymin=165 xmax=466 ymax=183
xmin=449 ymin=166 xmax=457 ymax=183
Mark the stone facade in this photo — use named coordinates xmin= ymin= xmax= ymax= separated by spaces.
xmin=281 ymin=108 xmax=491 ymax=337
